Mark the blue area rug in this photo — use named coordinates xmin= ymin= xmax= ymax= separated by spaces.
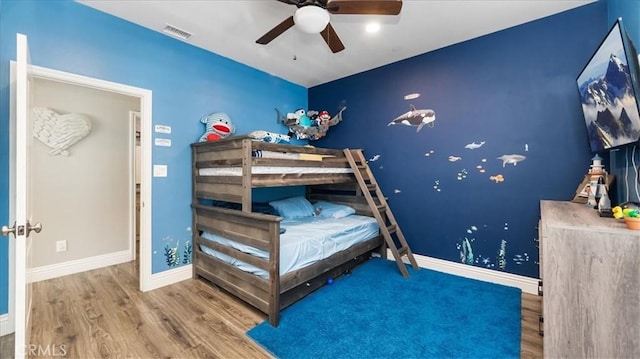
xmin=248 ymin=258 xmax=521 ymax=359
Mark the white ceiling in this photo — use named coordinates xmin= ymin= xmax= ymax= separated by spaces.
xmin=77 ymin=0 xmax=595 ymax=88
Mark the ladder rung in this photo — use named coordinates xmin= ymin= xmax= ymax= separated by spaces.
xmin=356 ymin=165 xmax=367 ymax=169
xmin=386 ymin=224 xmax=397 ymax=234
xmin=376 ymin=204 xmax=387 ymax=212
xmin=366 ymin=183 xmax=377 ymax=190
xmin=397 ymin=246 xmax=408 ymax=256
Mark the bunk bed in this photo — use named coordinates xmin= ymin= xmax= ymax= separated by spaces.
xmin=191 ymin=136 xmax=387 ymax=326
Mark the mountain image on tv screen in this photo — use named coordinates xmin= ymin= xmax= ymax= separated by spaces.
xmin=577 ymin=21 xmax=640 ymax=152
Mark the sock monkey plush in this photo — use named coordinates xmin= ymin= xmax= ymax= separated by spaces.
xmin=198 ymin=112 xmax=235 ymax=142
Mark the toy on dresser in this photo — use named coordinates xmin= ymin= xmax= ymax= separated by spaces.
xmin=585 ymin=154 xmax=611 ymax=211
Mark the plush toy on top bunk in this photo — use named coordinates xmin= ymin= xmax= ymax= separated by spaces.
xmin=198 ymin=112 xmax=235 ymax=142
xmin=248 ymin=130 xmax=291 ymax=144
xmin=276 ymin=106 xmax=346 ymax=140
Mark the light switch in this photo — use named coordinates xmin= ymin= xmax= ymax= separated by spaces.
xmin=153 ymin=164 xmax=168 ymax=177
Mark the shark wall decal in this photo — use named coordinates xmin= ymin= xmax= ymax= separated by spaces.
xmin=497 ymin=154 xmax=527 ymax=167
xmin=388 ymin=105 xmax=436 ymax=132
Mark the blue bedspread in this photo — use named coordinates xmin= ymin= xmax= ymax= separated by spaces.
xmin=200 ymin=215 xmax=379 ymax=277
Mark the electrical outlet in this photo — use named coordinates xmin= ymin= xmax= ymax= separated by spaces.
xmin=55 ymin=240 xmax=67 ymax=252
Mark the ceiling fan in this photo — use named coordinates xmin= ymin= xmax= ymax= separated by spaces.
xmin=256 ymin=0 xmax=403 ymax=53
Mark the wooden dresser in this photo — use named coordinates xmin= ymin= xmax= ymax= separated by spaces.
xmin=539 ymin=200 xmax=640 ymax=358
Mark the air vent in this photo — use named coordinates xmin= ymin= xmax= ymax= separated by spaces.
xmin=163 ymin=24 xmax=192 ymax=40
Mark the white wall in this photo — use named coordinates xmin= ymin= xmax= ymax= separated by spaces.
xmin=31 ymin=78 xmax=139 ymax=267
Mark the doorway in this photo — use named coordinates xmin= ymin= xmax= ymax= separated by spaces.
xmin=29 ymin=78 xmax=138 ymax=274
xmin=6 ymin=64 xmax=153 ymax=337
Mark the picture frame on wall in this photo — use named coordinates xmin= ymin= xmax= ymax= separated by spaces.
xmin=576 ymin=18 xmax=640 ymax=153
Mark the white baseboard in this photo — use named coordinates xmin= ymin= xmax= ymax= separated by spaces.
xmin=146 ymin=264 xmax=192 ymax=291
xmin=388 ymin=250 xmax=539 ymax=295
xmin=0 ymin=313 xmax=12 ymax=336
xmin=28 ymin=250 xmax=132 ymax=283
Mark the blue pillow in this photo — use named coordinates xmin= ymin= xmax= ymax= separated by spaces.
xmin=269 ymin=196 xmax=315 ymax=219
xmin=313 ymin=201 xmax=356 ymax=219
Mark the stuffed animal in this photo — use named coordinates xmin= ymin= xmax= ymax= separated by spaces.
xmin=276 ymin=106 xmax=346 ymax=140
xmin=315 ymin=110 xmax=331 ymax=126
xmin=198 ymin=112 xmax=235 ymax=142
xmin=248 ymin=130 xmax=290 ymax=144
xmin=286 ymin=109 xmax=312 ymax=127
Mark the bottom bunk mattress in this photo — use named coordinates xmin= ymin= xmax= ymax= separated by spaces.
xmin=199 ymin=215 xmax=379 ymax=278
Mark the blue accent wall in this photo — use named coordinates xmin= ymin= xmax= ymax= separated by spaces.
xmin=0 ymin=0 xmax=305 ymax=315
xmin=607 ymin=0 xmax=640 ymax=203
xmin=609 ymin=0 xmax=640 ymax=46
xmin=310 ymin=1 xmax=607 ymax=278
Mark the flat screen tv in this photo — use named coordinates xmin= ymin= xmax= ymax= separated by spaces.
xmin=577 ymin=18 xmax=640 ymax=152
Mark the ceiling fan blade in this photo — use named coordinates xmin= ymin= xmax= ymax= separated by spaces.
xmin=326 ymin=0 xmax=402 ymax=15
xmin=256 ymin=16 xmax=295 ymax=45
xmin=320 ymin=22 xmax=345 ymax=53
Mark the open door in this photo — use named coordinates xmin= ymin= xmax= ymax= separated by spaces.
xmin=2 ymin=33 xmax=41 ymax=358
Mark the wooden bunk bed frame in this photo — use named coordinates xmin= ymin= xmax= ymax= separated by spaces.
xmin=191 ymin=136 xmax=387 ymax=326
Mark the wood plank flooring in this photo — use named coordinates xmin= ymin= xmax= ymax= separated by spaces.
xmin=2 ymin=260 xmax=543 ymax=358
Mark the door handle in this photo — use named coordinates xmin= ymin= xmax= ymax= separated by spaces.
xmin=26 ymin=221 xmax=42 ymax=236
xmin=1 ymin=222 xmax=16 ymax=236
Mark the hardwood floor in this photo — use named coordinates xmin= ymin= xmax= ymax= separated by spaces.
xmin=521 ymin=293 xmax=544 ymax=358
xmin=14 ymin=261 xmax=543 ymax=358
xmin=1 ymin=333 xmax=15 ymax=358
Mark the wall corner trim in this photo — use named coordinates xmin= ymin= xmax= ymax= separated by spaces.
xmin=387 ymin=251 xmax=539 ymax=294
xmin=145 ymin=265 xmax=192 ymax=292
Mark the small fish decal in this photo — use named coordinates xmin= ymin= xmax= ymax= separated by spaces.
xmin=465 ymin=141 xmax=485 ymax=149
xmin=448 ymin=155 xmax=462 ymax=162
xmin=394 ymin=189 xmax=402 ymax=194
xmin=368 ymin=154 xmax=381 ymax=162
xmin=388 ymin=105 xmax=436 ymax=132
xmin=497 ymin=154 xmax=527 ymax=167
xmin=490 ymin=174 xmax=505 ymax=183
xmin=513 ymin=253 xmax=529 ymax=265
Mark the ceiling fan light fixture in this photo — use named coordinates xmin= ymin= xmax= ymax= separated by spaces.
xmin=365 ymin=22 xmax=381 ymax=33
xmin=293 ymin=6 xmax=330 ymax=34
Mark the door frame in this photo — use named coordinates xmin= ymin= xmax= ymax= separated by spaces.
xmin=130 ymin=110 xmax=141 ymax=261
xmin=7 ymin=64 xmax=154 ymax=332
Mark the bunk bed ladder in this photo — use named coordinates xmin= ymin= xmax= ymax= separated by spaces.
xmin=344 ymin=149 xmax=419 ymax=278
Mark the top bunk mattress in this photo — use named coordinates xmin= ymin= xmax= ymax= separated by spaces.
xmin=199 ymin=167 xmax=353 ymax=176
xmin=198 ymin=150 xmax=353 ymax=176
xmin=200 ymin=214 xmax=379 ymax=277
